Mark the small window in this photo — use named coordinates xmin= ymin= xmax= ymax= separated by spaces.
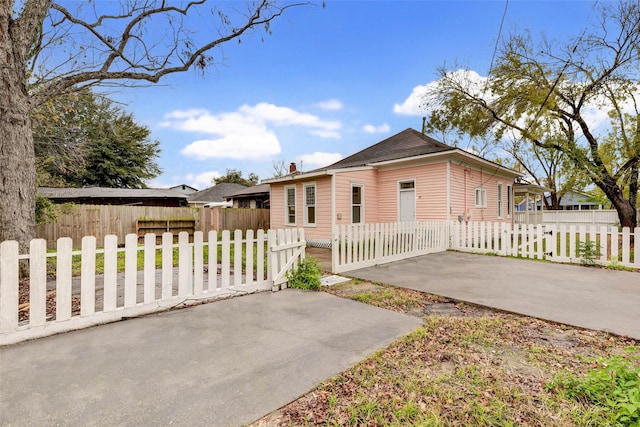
xmin=497 ymin=183 xmax=503 ymax=218
xmin=285 ymin=186 xmax=296 ymax=225
xmin=303 ymin=183 xmax=316 ymax=225
xmin=352 ymin=185 xmax=363 ymax=224
xmin=475 ymin=188 xmax=487 ymax=208
xmin=507 ymin=185 xmax=512 ymax=217
xmin=399 ymin=181 xmax=415 ymax=190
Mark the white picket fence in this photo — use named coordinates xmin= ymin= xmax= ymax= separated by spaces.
xmin=332 ymin=221 xmax=638 ymax=273
xmin=0 ymin=228 xmax=305 ymax=345
xmin=452 ymin=222 xmax=639 ymax=268
xmin=332 ymin=221 xmax=449 ymax=273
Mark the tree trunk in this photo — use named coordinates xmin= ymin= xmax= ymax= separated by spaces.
xmin=0 ymin=9 xmax=37 ymax=250
xmin=602 ymin=183 xmax=637 ymax=229
xmin=0 ymin=95 xmax=36 ymax=249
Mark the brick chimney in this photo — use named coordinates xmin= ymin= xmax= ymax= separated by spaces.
xmin=289 ymin=162 xmax=297 ymax=173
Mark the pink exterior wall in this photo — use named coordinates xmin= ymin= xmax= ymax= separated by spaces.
xmin=269 ymin=176 xmax=332 ymax=242
xmin=376 ymin=162 xmax=449 ymax=222
xmin=449 ymin=162 xmax=513 ymax=223
xmin=334 ymin=169 xmax=378 ymax=226
xmin=269 ymin=157 xmax=516 ymax=243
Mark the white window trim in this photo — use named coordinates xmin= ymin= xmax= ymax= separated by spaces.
xmin=475 ymin=187 xmax=487 ymax=208
xmin=497 ymin=182 xmax=503 ymax=219
xmin=284 ymin=185 xmax=296 ymax=226
xmin=351 ymin=183 xmax=364 ymax=224
xmin=303 ymin=182 xmax=316 ymax=226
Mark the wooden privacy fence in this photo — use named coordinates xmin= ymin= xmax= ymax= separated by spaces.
xmin=36 ymin=204 xmax=270 ymax=249
xmin=332 ymin=221 xmax=449 ymax=273
xmin=0 ymin=228 xmax=304 ymax=345
xmin=451 ymin=221 xmax=639 ymax=268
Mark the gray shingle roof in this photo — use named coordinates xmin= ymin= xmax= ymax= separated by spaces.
xmin=225 ymin=183 xmax=270 ymax=199
xmin=38 ymin=187 xmax=187 ymax=200
xmin=187 ymin=183 xmax=248 ymax=203
xmin=321 ymin=128 xmax=454 ymax=170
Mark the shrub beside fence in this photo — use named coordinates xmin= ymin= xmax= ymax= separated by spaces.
xmin=0 ymin=228 xmax=304 ymax=345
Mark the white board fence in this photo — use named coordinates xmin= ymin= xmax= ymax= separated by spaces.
xmin=0 ymin=228 xmax=305 ymax=345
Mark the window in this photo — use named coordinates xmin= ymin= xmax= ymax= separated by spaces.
xmin=285 ymin=186 xmax=296 ymax=225
xmin=303 ymin=183 xmax=316 ymax=225
xmin=352 ymin=185 xmax=363 ymax=223
xmin=507 ymin=185 xmax=512 ymax=217
xmin=399 ymin=181 xmax=415 ymax=190
xmin=475 ymin=188 xmax=487 ymax=208
xmin=497 ymin=183 xmax=503 ymax=218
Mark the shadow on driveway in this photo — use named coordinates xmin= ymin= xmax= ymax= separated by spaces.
xmin=346 ymin=251 xmax=640 ymax=340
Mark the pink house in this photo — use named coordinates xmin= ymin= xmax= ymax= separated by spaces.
xmin=265 ymin=129 xmax=522 ymax=247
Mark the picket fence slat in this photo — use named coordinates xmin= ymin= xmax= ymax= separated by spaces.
xmin=1 ymin=228 xmax=305 ymax=346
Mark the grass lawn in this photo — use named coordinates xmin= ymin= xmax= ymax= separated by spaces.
xmin=253 ymin=281 xmax=640 ymax=426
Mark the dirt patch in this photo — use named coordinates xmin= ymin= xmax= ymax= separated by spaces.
xmin=252 ymin=279 xmax=640 ymax=426
xmin=18 ymin=279 xmax=81 ymax=323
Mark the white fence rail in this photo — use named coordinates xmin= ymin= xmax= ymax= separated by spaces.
xmin=452 ymin=222 xmax=639 ymax=268
xmin=0 ymin=228 xmax=305 ymax=345
xmin=514 ymin=210 xmax=620 ymax=226
xmin=332 ymin=221 xmax=449 ymax=274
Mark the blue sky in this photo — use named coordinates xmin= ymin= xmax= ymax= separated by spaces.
xmin=108 ymin=0 xmax=597 ymax=190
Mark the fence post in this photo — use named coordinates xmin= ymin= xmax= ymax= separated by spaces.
xmin=30 ymin=239 xmax=48 ymax=326
xmin=0 ymin=240 xmax=19 ymax=332
xmin=56 ymin=237 xmax=73 ymax=321
xmin=267 ymin=229 xmax=276 ymax=291
xmin=81 ymin=235 xmax=97 ymax=316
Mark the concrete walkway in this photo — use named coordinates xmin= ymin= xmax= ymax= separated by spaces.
xmin=0 ymin=290 xmax=421 ymax=426
xmin=346 ymin=251 xmax=640 ymax=340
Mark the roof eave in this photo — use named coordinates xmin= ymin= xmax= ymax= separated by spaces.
xmin=262 ymin=170 xmax=330 ymax=184
xmin=368 ymin=149 xmax=522 ymax=178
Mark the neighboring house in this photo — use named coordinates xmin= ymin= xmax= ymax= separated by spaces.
xmin=264 ymin=128 xmax=522 ymax=247
xmin=169 ymin=184 xmax=199 ymax=195
xmin=187 ymin=183 xmax=247 ymax=208
xmin=38 ymin=187 xmax=189 ymax=207
xmin=515 ymin=190 xmax=604 ymax=211
xmin=225 ymin=183 xmax=270 ymax=209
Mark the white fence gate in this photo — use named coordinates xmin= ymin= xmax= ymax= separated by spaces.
xmin=332 ymin=221 xmax=449 ymax=273
xmin=0 ymin=228 xmax=305 ymax=345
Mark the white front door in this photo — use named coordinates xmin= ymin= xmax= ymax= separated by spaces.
xmin=399 ymin=181 xmax=416 ymax=222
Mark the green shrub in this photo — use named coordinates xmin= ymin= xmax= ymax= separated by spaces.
xmin=547 ymin=353 xmax=640 ymax=426
xmin=286 ymin=256 xmax=322 ymax=290
xmin=576 ymin=240 xmax=602 ymax=266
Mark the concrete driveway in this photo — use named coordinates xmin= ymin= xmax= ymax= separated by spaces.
xmin=346 ymin=251 xmax=640 ymax=340
xmin=0 ymin=290 xmax=421 ymax=426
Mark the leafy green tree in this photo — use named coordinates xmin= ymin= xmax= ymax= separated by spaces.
xmin=0 ymin=1 xmax=306 ymax=249
xmin=33 ymin=90 xmax=161 ymax=188
xmin=425 ymin=1 xmax=640 ymax=227
xmin=214 ymin=169 xmax=259 ymax=187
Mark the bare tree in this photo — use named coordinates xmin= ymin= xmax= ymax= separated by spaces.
xmin=0 ymin=0 xmax=308 ymax=248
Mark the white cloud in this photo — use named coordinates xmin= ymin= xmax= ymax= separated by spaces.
xmin=184 ymin=171 xmax=221 ymax=189
xmin=298 ymin=152 xmax=343 ymax=169
xmin=362 ymin=123 xmax=390 ymax=134
xmin=163 ymin=103 xmax=342 ymax=161
xmin=394 ymin=70 xmax=488 ymax=116
xmin=315 ymin=99 xmax=344 ymax=111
